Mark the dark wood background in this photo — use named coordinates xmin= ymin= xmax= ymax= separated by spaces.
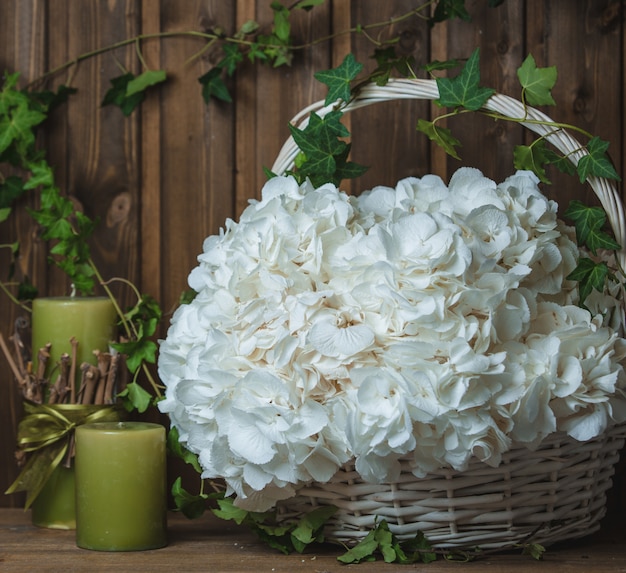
xmin=1 ymin=0 xmax=625 ymax=517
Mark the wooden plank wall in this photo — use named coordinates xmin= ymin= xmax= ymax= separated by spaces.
xmin=0 ymin=0 xmax=624 ymax=513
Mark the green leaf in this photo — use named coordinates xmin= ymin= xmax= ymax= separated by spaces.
xmin=167 ymin=426 xmax=202 ymax=473
xmin=513 ymin=141 xmax=550 ymax=183
xmin=370 ymin=47 xmax=416 ymax=86
xmin=126 ymin=69 xmax=167 ymax=97
xmin=290 ymin=506 xmax=337 ymax=549
xmin=543 ymin=148 xmax=577 ymax=177
xmin=567 ymin=257 xmax=610 ymax=304
xmin=314 ymin=53 xmax=363 ymax=105
xmin=577 ymin=136 xmax=621 ymax=183
xmin=23 ymin=159 xmax=54 ymax=190
xmin=423 ymin=58 xmax=462 ymax=73
xmin=564 ymin=200 xmax=621 ymax=254
xmin=0 ymin=207 xmax=10 ymax=222
xmin=401 ymin=531 xmax=437 ymax=563
xmin=436 ymin=48 xmax=495 ymax=111
xmin=198 ymin=67 xmax=232 ymax=103
xmin=270 ymin=1 xmax=291 ymax=43
xmin=337 ymin=529 xmax=379 ymax=564
xmin=171 ymin=477 xmax=208 ymax=519
xmin=112 ymin=338 xmax=157 ymax=372
xmin=429 ymin=0 xmax=471 ymax=26
xmin=213 ymin=496 xmax=251 ymax=525
xmin=294 ymin=0 xmax=325 ymax=10
xmin=17 ymin=276 xmax=38 ymax=301
xmin=417 ymin=119 xmax=462 ymax=159
xmin=218 ymin=44 xmax=244 ymax=76
xmin=117 ymin=381 xmax=153 ymax=413
xmin=374 ymin=521 xmax=397 ymax=563
xmin=0 ymin=175 xmax=26 ymax=208
xmin=101 ymin=73 xmax=146 ymax=116
xmin=517 ymin=54 xmax=557 ymax=106
xmin=0 ymin=100 xmax=46 ymax=155
xmin=523 ymin=543 xmax=546 ymax=560
xmin=179 ymin=289 xmax=197 ymax=305
xmin=288 ymin=110 xmax=348 ymax=183
xmin=237 ymin=19 xmax=260 ymax=36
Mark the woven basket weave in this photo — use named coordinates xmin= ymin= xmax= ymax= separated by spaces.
xmin=272 ymin=78 xmax=626 ymax=549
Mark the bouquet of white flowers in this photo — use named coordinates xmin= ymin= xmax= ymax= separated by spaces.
xmin=158 ymin=167 xmax=626 ymax=511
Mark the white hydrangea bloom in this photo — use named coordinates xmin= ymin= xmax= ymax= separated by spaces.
xmin=158 ymin=168 xmax=626 ymax=511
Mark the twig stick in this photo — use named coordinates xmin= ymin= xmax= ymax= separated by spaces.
xmin=69 ymin=337 xmax=79 ymax=404
xmin=55 ymin=354 xmax=71 ymax=404
xmin=104 ymin=354 xmax=119 ymax=404
xmin=0 ymin=332 xmax=24 ymax=383
xmin=78 ymin=363 xmax=96 ymax=405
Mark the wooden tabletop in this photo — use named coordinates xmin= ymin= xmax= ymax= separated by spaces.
xmin=1 ymin=508 xmax=625 ymax=572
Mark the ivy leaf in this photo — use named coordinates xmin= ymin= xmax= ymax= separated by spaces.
xmin=235 ymin=19 xmax=260 ymax=38
xmin=374 ymin=521 xmax=397 ymax=563
xmin=523 ymin=543 xmax=546 ymax=560
xmin=218 ymin=44 xmax=244 ymax=76
xmin=429 ymin=0 xmax=471 ymax=26
xmin=117 ymin=381 xmax=153 ymax=413
xmin=125 ymin=69 xmax=167 ymax=97
xmin=213 ymin=496 xmax=251 ymax=525
xmin=417 ymin=119 xmax=462 ymax=159
xmin=332 ymin=144 xmax=369 ymax=182
xmin=0 ymin=175 xmax=26 ymax=208
xmin=314 ymin=53 xmax=363 ymax=105
xmin=167 ymin=426 xmax=202 ymax=473
xmin=423 ymin=58 xmax=462 ymax=74
xmin=0 ymin=99 xmax=47 ymax=155
xmin=517 ymin=54 xmax=557 ymax=106
xmin=567 ymin=257 xmax=610 ymax=304
xmin=198 ymin=67 xmax=232 ymax=103
xmin=23 ymin=159 xmax=54 ymax=190
xmin=577 ymin=136 xmax=621 ymax=183
xmin=513 ymin=141 xmax=550 ymax=183
xmin=270 ymin=1 xmax=291 ymax=43
xmin=370 ymin=47 xmax=416 ymax=86
xmin=564 ymin=200 xmax=621 ymax=255
xmin=101 ymin=73 xmax=146 ymax=116
xmin=400 ymin=531 xmax=437 ymax=563
xmin=290 ymin=506 xmax=337 ymax=551
xmin=112 ymin=338 xmax=157 ymax=373
xmin=337 ymin=528 xmax=379 ymax=564
xmin=288 ymin=110 xmax=348 ymax=183
xmin=543 ymin=147 xmax=577 ymax=177
xmin=17 ymin=276 xmax=38 ymax=301
xmin=436 ymin=48 xmax=495 ymax=111
xmin=171 ymin=477 xmax=208 ymax=519
xmin=293 ymin=0 xmax=325 ymax=10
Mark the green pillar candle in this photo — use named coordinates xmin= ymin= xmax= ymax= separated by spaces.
xmin=75 ymin=422 xmax=167 ymax=551
xmin=31 ymin=464 xmax=76 ymax=530
xmin=31 ymin=297 xmax=117 ymax=390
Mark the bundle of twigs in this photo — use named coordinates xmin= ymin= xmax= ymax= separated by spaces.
xmin=0 ymin=316 xmax=127 ymax=406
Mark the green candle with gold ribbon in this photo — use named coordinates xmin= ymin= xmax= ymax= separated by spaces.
xmin=75 ymin=422 xmax=168 ymax=551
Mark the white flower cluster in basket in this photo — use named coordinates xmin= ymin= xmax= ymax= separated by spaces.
xmin=158 ymin=168 xmax=626 ymax=511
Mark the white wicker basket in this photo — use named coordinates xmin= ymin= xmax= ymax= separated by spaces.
xmin=272 ymin=78 xmax=626 ymax=549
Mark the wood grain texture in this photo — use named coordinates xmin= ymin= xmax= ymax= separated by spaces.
xmin=1 ymin=1 xmax=625 ymax=518
xmin=2 ymin=508 xmax=626 ymax=573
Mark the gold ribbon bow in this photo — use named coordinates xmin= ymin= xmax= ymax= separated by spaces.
xmin=5 ymin=401 xmax=123 ymax=508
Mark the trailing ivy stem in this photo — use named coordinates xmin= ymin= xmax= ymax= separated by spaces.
xmin=25 ymin=30 xmax=219 ymax=88
xmin=87 ymin=259 xmax=162 ymax=398
xmin=0 ymin=280 xmax=31 ymax=312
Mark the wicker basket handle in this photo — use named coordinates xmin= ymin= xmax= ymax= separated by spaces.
xmin=272 ymin=78 xmax=626 ymax=270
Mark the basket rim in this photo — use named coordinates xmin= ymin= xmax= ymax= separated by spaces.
xmin=271 ymin=77 xmax=626 ymax=271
